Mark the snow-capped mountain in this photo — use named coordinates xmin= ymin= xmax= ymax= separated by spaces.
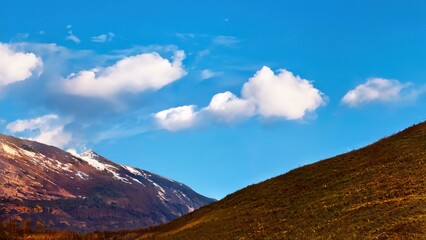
xmin=0 ymin=134 xmax=215 ymax=232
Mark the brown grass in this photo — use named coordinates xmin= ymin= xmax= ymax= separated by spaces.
xmin=7 ymin=121 xmax=426 ymax=239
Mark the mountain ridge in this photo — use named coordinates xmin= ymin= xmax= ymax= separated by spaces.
xmin=0 ymin=133 xmax=214 ymax=232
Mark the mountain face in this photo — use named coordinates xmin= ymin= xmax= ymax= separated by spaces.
xmin=106 ymin=122 xmax=426 ymax=239
xmin=0 ymin=134 xmax=215 ymax=232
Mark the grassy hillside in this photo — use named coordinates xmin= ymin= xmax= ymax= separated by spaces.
xmin=7 ymin=121 xmax=426 ymax=239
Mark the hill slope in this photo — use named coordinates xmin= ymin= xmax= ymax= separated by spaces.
xmin=0 ymin=134 xmax=214 ymax=232
xmin=107 ymin=121 xmax=426 ymax=239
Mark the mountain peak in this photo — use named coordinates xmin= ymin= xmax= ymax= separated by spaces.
xmin=80 ymin=149 xmax=103 ymax=160
xmin=0 ymin=134 xmax=215 ymax=232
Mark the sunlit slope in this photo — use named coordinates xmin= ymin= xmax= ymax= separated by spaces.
xmin=122 ymin=122 xmax=426 ymax=239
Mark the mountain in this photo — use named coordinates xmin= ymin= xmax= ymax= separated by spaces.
xmin=101 ymin=121 xmax=426 ymax=239
xmin=0 ymin=134 xmax=215 ymax=232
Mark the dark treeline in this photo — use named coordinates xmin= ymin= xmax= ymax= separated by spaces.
xmin=0 ymin=219 xmax=79 ymax=240
xmin=0 ymin=220 xmax=142 ymax=240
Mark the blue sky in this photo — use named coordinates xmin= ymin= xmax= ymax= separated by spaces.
xmin=1 ymin=0 xmax=426 ymax=199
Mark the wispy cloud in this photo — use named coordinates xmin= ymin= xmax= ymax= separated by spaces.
xmin=212 ymin=36 xmax=240 ymax=47
xmin=176 ymin=33 xmax=196 ymax=39
xmin=13 ymin=33 xmax=30 ymax=41
xmin=200 ymin=69 xmax=221 ymax=80
xmin=175 ymin=33 xmax=240 ymax=47
xmin=65 ymin=25 xmax=81 ymax=44
xmin=91 ymin=32 xmax=115 ymax=43
xmin=92 ymin=120 xmax=154 ymax=144
xmin=197 ymin=49 xmax=210 ymax=58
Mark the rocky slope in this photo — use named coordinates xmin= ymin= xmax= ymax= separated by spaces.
xmin=0 ymin=134 xmax=215 ymax=232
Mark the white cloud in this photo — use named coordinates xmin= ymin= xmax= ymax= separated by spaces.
xmin=91 ymin=32 xmax=115 ymax=43
xmin=205 ymin=91 xmax=255 ymax=122
xmin=0 ymin=43 xmax=43 ymax=88
xmin=66 ymin=148 xmax=79 ymax=156
xmin=154 ymin=105 xmax=198 ymax=131
xmin=66 ymin=33 xmax=81 ymax=44
xmin=6 ymin=114 xmax=72 ymax=148
xmin=155 ymin=66 xmax=326 ymax=131
xmin=62 ymin=50 xmax=186 ymax=99
xmin=341 ymin=78 xmax=410 ymax=107
xmin=242 ymin=66 xmax=325 ymax=120
xmin=66 ymin=25 xmax=81 ymax=44
xmin=200 ymin=69 xmax=220 ymax=80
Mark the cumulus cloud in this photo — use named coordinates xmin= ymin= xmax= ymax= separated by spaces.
xmin=62 ymin=50 xmax=186 ymax=99
xmin=91 ymin=32 xmax=115 ymax=43
xmin=341 ymin=78 xmax=410 ymax=107
xmin=0 ymin=43 xmax=191 ymax=146
xmin=6 ymin=114 xmax=72 ymax=148
xmin=0 ymin=43 xmax=43 ymax=88
xmin=242 ymin=66 xmax=325 ymax=120
xmin=154 ymin=105 xmax=198 ymax=131
xmin=155 ymin=66 xmax=326 ymax=131
xmin=205 ymin=91 xmax=255 ymax=122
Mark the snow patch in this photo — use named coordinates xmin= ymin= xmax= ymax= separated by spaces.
xmin=20 ymin=148 xmax=37 ymax=158
xmin=131 ymin=177 xmax=145 ymax=186
xmin=109 ymin=169 xmax=131 ymax=183
xmin=56 ymin=161 xmax=72 ymax=172
xmin=75 ymin=171 xmax=89 ymax=180
xmin=121 ymin=165 xmax=143 ymax=176
xmin=152 ymin=182 xmax=168 ymax=203
xmin=80 ymin=155 xmax=107 ymax=171
xmin=157 ymin=190 xmax=167 ymax=202
xmin=172 ymin=190 xmax=196 ymax=212
xmin=75 ymin=150 xmax=131 ymax=184
xmin=1 ymin=142 xmax=19 ymax=156
xmin=1 ymin=141 xmax=74 ymax=175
